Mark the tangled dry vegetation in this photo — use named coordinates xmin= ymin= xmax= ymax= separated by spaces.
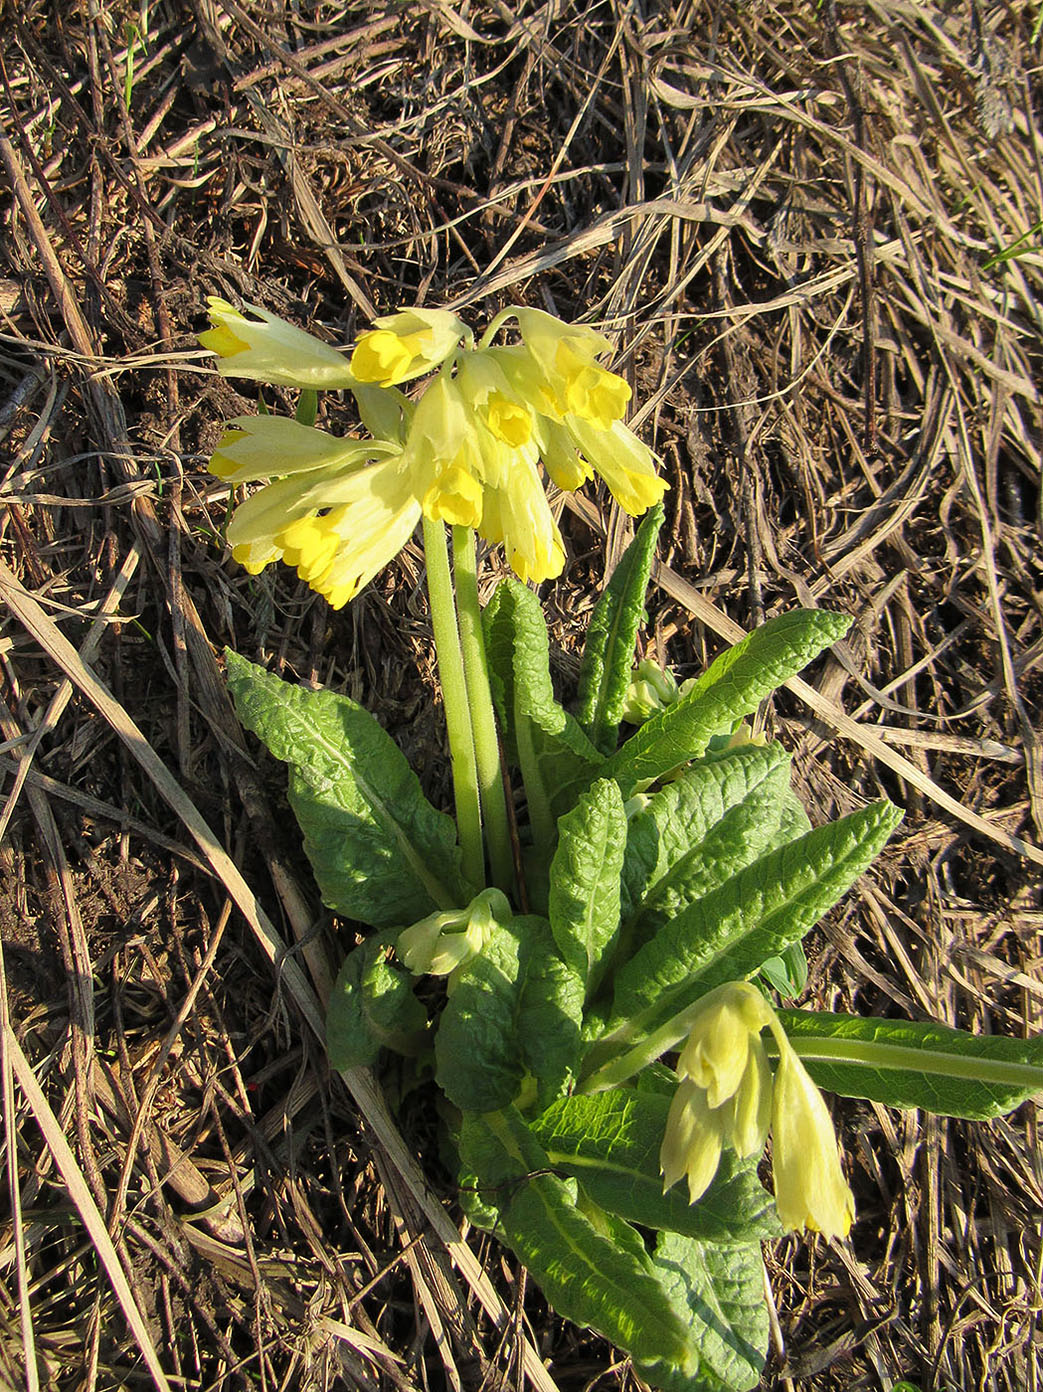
xmin=2 ymin=0 xmax=1042 ymax=1388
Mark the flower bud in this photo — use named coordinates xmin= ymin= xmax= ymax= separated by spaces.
xmin=200 ymin=297 xmax=357 ymax=389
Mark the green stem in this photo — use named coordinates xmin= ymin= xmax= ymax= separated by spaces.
xmin=422 ymin=516 xmax=485 ymax=890
xmin=452 ymin=526 xmax=514 ymax=894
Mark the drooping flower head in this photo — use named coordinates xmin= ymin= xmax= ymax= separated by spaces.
xmin=659 ymin=981 xmax=854 ymax=1239
xmin=201 ymin=300 xmax=667 ymax=602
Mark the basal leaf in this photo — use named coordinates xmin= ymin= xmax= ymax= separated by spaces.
xmin=576 ymin=502 xmax=665 ymax=753
xmin=516 ymin=919 xmax=585 ymax=1108
xmin=530 ymin=1090 xmax=780 ymax=1243
xmin=483 ymin=580 xmax=602 ymax=831
xmin=548 ymin=778 xmax=626 ymax=996
xmin=636 ymin=1232 xmax=769 ymax=1392
xmin=620 ymin=744 xmax=794 ymax=920
xmin=435 ymin=920 xmax=525 ymax=1112
xmin=593 ymin=800 xmax=902 ymax=1085
xmin=602 ymin=611 xmax=851 ymax=797
xmin=326 ymin=936 xmax=427 ymax=1069
xmin=459 ymin=1108 xmax=696 ymax=1373
xmin=435 ymin=917 xmax=583 ymax=1112
xmin=776 ymin=1009 xmax=1043 ymax=1119
xmin=226 ymin=651 xmax=467 ymax=927
xmin=621 ymin=751 xmax=794 ymax=956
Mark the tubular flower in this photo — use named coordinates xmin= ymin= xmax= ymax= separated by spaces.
xmin=397 ymin=889 xmax=509 ymax=984
xmin=486 ymin=319 xmax=668 ymax=517
xmin=660 ymin=982 xmax=854 ymax=1237
xmin=350 ymin=308 xmax=468 ymax=388
xmin=200 ymin=298 xmax=357 ymax=389
xmin=771 ymin=1039 xmax=855 ymax=1237
xmin=210 ymin=416 xmax=420 ymax=609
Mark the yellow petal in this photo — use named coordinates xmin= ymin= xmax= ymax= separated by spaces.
xmin=771 ymin=1042 xmax=854 ymax=1238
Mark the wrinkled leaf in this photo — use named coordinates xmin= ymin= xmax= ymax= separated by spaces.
xmin=576 ymin=502 xmax=664 ymax=753
xmin=327 ymin=935 xmax=427 ymax=1069
xmin=593 ymin=800 xmax=902 ymax=1083
xmin=530 ymin=1089 xmax=780 ymax=1243
xmin=460 ymin=1108 xmax=696 ymax=1373
xmin=636 ymin=1232 xmax=769 ymax=1392
xmin=226 ymin=651 xmax=467 ymax=927
xmin=621 ymin=750 xmax=793 ymax=956
xmin=549 ymin=778 xmax=626 ymax=996
xmin=602 ymin=611 xmax=851 ymax=797
xmin=620 ymin=743 xmax=794 ymax=919
xmin=435 ymin=916 xmax=582 ymax=1112
xmin=777 ymin=1009 xmax=1043 ymax=1119
xmin=484 ymin=580 xmax=602 ymax=829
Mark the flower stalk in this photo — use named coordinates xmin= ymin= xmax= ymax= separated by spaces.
xmin=451 ymin=526 xmax=514 ymax=894
xmin=421 ymin=516 xmax=485 ymax=890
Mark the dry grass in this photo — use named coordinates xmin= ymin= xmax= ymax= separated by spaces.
xmin=1 ymin=0 xmax=1042 ymax=1388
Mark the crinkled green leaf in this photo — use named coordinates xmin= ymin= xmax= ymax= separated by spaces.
xmin=636 ymin=1232 xmax=769 ymax=1392
xmin=598 ymin=800 xmax=902 ymax=1074
xmin=225 ymin=651 xmax=466 ymax=928
xmin=435 ymin=916 xmax=582 ymax=1112
xmin=620 ymin=744 xmax=794 ymax=919
xmin=517 ymin=919 xmax=585 ymax=1107
xmin=776 ymin=1009 xmax=1043 ymax=1119
xmin=576 ymin=502 xmax=665 ymax=753
xmin=621 ymin=751 xmax=793 ymax=957
xmin=483 ymin=580 xmax=602 ymax=825
xmin=326 ymin=935 xmax=428 ymax=1069
xmin=602 ymin=611 xmax=851 ymax=797
xmin=549 ymin=778 xmax=626 ymax=996
xmin=530 ymin=1090 xmax=780 ymax=1243
xmin=459 ymin=1108 xmax=696 ymax=1373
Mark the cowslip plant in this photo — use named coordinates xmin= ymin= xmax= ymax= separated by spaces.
xmin=201 ymin=299 xmax=1043 ymax=1391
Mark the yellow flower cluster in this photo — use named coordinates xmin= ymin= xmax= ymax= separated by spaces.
xmin=201 ymin=299 xmax=667 ymax=606
xmin=660 ymin=982 xmax=855 ymax=1238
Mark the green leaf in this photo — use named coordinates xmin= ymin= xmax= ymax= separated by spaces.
xmin=776 ymin=1009 xmax=1043 ymax=1120
xmin=602 ymin=610 xmax=851 ymax=797
xmin=225 ymin=651 xmax=467 ymax=928
xmin=576 ymin=502 xmax=665 ymax=753
xmin=621 ymin=744 xmax=793 ymax=919
xmin=435 ymin=917 xmax=583 ymax=1112
xmin=530 ymin=1090 xmax=780 ymax=1243
xmin=326 ymin=935 xmax=428 ymax=1069
xmin=548 ymin=778 xmax=626 ymax=996
xmin=459 ymin=1108 xmax=697 ymax=1373
xmin=483 ymin=580 xmax=602 ymax=831
xmin=621 ymin=749 xmax=794 ymax=956
xmin=635 ymin=1232 xmax=769 ymax=1392
xmin=516 ymin=921 xmax=585 ymax=1108
xmin=590 ymin=800 xmax=902 ymax=1088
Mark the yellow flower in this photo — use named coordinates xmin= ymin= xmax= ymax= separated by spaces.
xmin=511 ymin=307 xmax=632 ymax=428
xmin=676 ymin=983 xmax=774 ymax=1107
xmin=199 ymin=297 xmax=357 ymax=389
xmin=660 ymin=1079 xmax=727 ymax=1203
xmin=771 ymin=1040 xmax=855 ymax=1238
xmin=350 ymin=308 xmax=468 ymax=387
xmin=659 ymin=982 xmax=853 ymax=1237
xmin=399 ymin=376 xmax=487 ymax=528
xmin=402 ymin=375 xmax=566 ymax=582
xmin=210 ymin=416 xmax=420 ymax=609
